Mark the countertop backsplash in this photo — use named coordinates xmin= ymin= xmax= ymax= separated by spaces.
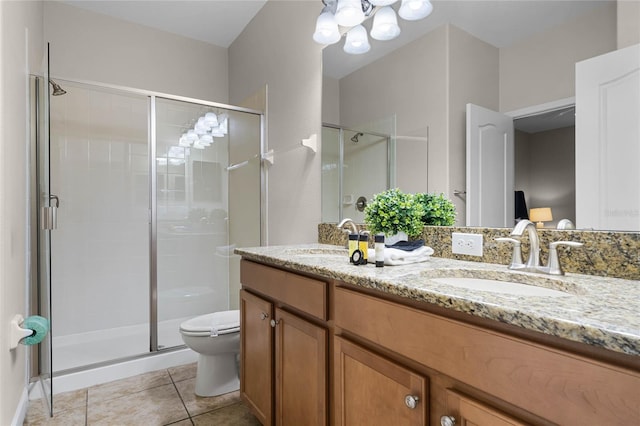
xmin=318 ymin=223 xmax=640 ymax=280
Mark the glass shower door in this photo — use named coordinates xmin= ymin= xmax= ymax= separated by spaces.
xmin=48 ymin=81 xmax=150 ymax=372
xmin=154 ymin=98 xmax=231 ymax=349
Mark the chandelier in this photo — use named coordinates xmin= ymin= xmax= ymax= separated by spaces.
xmin=313 ymin=0 xmax=434 ymax=54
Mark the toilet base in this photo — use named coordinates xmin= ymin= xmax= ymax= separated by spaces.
xmin=195 ymin=352 xmax=240 ymax=397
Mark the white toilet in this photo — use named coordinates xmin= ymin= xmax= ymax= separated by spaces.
xmin=179 ymin=310 xmax=240 ymax=397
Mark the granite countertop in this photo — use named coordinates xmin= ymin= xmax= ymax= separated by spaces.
xmin=235 ymin=244 xmax=640 ymax=357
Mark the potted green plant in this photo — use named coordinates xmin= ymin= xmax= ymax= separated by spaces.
xmin=364 ymin=188 xmax=425 ymax=241
xmin=414 ymin=193 xmax=456 ymax=226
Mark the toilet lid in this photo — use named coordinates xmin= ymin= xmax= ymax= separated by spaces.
xmin=180 ymin=310 xmax=240 ymax=336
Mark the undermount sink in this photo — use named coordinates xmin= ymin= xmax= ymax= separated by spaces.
xmin=431 ymin=277 xmax=572 ymax=297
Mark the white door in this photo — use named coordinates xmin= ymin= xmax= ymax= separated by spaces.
xmin=466 ymin=103 xmax=515 ymax=227
xmin=575 ymin=44 xmax=640 ymax=231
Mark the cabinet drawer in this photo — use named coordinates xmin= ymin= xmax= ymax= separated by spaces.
xmin=334 ymin=286 xmax=640 ymax=425
xmin=241 ymin=259 xmax=327 ymax=320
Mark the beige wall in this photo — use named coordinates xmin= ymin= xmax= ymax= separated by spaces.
xmin=340 ymin=26 xmax=448 ymax=196
xmin=447 ymin=25 xmax=499 ymax=225
xmin=44 ymin=2 xmax=228 ymax=102
xmin=322 ymin=75 xmax=340 ymax=125
xmin=499 ymin=2 xmax=616 ymax=112
xmin=617 ymin=0 xmax=640 ymax=48
xmin=229 ymin=2 xmax=323 ymax=245
xmin=0 ymin=1 xmax=43 ymax=424
xmin=515 ymin=126 xmax=576 ymax=227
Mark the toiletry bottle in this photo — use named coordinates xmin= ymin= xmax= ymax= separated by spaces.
xmin=348 ymin=234 xmax=358 ymax=263
xmin=358 ymin=232 xmax=369 ymax=265
xmin=375 ymin=234 xmax=385 ymax=267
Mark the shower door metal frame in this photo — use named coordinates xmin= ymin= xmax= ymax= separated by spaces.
xmin=32 ymin=77 xmax=266 ymax=372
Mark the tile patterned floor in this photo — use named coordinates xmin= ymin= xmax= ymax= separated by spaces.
xmin=24 ymin=363 xmax=261 ymax=426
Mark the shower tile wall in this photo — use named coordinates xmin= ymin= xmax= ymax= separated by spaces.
xmin=50 ymin=84 xmax=150 ymax=371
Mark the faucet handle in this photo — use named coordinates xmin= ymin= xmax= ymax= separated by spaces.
xmin=495 ymin=237 xmax=524 ymax=268
xmin=549 ymin=241 xmax=584 ymax=249
xmin=547 ymin=241 xmax=584 ymax=275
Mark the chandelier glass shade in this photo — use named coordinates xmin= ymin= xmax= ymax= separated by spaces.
xmin=335 ymin=0 xmax=366 ymax=26
xmin=398 ymin=0 xmax=433 ymax=20
xmin=344 ymin=24 xmax=371 ymax=54
xmin=313 ymin=7 xmax=341 ymax=44
xmin=370 ymin=6 xmax=400 ymax=40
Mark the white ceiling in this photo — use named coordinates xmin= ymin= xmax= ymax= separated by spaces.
xmin=59 ymin=0 xmax=612 ymax=79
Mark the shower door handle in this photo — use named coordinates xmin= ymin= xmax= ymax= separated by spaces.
xmin=41 ymin=194 xmax=59 ymax=230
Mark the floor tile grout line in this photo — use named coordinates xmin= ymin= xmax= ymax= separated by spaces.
xmin=85 ymin=388 xmax=89 ymax=426
xmin=168 ymin=367 xmax=194 ymax=424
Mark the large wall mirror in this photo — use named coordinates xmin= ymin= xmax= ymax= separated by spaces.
xmin=321 ymin=0 xmax=639 ymax=232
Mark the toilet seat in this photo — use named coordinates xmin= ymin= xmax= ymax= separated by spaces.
xmin=180 ymin=310 xmax=240 ymax=337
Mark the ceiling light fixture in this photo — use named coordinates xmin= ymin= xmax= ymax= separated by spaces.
xmin=313 ymin=0 xmax=433 ymax=54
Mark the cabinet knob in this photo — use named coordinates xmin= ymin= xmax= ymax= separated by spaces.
xmin=404 ymin=395 xmax=419 ymax=409
xmin=270 ymin=319 xmax=279 ymax=327
xmin=440 ymin=415 xmax=456 ymax=426
xmin=260 ymin=312 xmax=269 ymax=320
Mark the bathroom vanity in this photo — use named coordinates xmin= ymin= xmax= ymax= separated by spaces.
xmin=236 ymin=244 xmax=640 ymax=426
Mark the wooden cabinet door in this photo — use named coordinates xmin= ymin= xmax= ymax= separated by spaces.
xmin=334 ymin=336 xmax=428 ymax=426
xmin=274 ymin=308 xmax=327 ymax=426
xmin=240 ymin=290 xmax=274 ymax=426
xmin=445 ymin=389 xmax=528 ymax=426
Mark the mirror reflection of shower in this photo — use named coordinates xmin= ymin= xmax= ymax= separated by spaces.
xmin=49 ymin=79 xmax=66 ymax=96
xmin=321 ymin=124 xmax=395 ymax=223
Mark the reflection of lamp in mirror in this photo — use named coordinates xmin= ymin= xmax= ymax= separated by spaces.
xmin=530 ymin=207 xmax=553 ymax=228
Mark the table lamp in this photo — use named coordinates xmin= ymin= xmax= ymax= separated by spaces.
xmin=529 ymin=207 xmax=553 ymax=228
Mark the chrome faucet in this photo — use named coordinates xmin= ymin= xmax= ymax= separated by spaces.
xmin=337 ymin=218 xmax=359 ymax=235
xmin=499 ymin=219 xmax=584 ymax=275
xmin=510 ymin=219 xmax=541 ymax=270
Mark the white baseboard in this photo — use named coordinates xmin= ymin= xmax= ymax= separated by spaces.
xmin=11 ymin=386 xmax=29 ymax=426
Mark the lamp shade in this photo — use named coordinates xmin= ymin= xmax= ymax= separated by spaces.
xmin=313 ymin=10 xmax=341 ymax=45
xmin=398 ymin=0 xmax=433 ymax=21
xmin=344 ymin=25 xmax=370 ymax=54
xmin=370 ymin=6 xmax=400 ymax=41
xmin=335 ymin=0 xmax=365 ymax=27
xmin=529 ymin=207 xmax=553 ymax=228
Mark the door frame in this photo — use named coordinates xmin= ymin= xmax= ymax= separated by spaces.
xmin=505 ymin=97 xmax=575 ymax=121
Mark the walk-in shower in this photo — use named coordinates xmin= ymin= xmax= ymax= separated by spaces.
xmin=321 ymin=124 xmax=395 ymax=223
xmin=30 ymin=77 xmax=263 ymax=398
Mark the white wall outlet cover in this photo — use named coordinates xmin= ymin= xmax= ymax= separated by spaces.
xmin=452 ymin=232 xmax=483 ymax=256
